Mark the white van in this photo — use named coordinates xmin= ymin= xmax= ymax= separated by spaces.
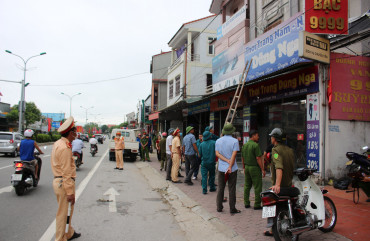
xmin=109 ymin=128 xmax=140 ymax=162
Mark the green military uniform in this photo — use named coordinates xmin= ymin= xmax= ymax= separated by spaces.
xmin=159 ymin=137 xmax=167 ymax=170
xmin=199 ymin=131 xmax=216 ymax=194
xmin=242 ymin=140 xmax=263 ymax=208
xmin=140 ymin=136 xmax=150 ymax=161
xmin=271 ymin=143 xmax=295 ymax=187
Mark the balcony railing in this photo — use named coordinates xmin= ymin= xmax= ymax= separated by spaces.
xmin=188 ymin=54 xmax=200 ymax=62
xmin=205 ymin=85 xmax=213 ymax=95
xmin=168 ymin=54 xmax=184 ymax=72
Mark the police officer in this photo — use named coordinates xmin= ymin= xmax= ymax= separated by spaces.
xmin=264 ymin=128 xmax=295 ymax=237
xmin=140 ymin=132 xmax=150 ymax=162
xmin=51 ymin=116 xmax=81 ymax=241
xmin=241 ymin=130 xmax=265 ymax=210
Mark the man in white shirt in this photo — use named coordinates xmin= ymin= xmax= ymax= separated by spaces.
xmin=89 ymin=135 xmax=98 ymax=153
xmin=165 ymin=128 xmax=174 ymax=181
xmin=72 ymin=134 xmax=85 ymax=163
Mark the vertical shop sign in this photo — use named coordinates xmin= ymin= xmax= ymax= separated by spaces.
xmin=243 ymin=106 xmax=251 ymax=144
xmin=306 ymin=93 xmax=320 ymax=170
xmin=210 ymin=112 xmax=215 ymax=129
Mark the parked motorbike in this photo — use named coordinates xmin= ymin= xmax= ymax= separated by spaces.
xmin=261 ymin=168 xmax=337 ymax=241
xmin=345 ymin=146 xmax=370 ymax=203
xmin=90 ymin=144 xmax=97 ymax=157
xmin=11 ymin=151 xmax=42 ymax=196
xmin=73 ymin=151 xmax=83 ymax=169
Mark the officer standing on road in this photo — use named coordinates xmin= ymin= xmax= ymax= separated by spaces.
xmin=199 ymin=131 xmax=216 ymax=194
xmin=264 ymin=127 xmax=294 ymax=237
xmin=182 ymin=126 xmax=199 ymax=185
xmin=241 ymin=130 xmax=265 ymax=210
xmin=50 ymin=116 xmax=81 ymax=241
xmin=140 ymin=133 xmax=150 ymax=162
xmin=171 ymin=128 xmax=182 ymax=183
xmin=114 ymin=132 xmax=125 ymax=170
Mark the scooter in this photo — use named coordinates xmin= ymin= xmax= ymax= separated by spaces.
xmin=73 ymin=151 xmax=83 ymax=169
xmin=261 ymin=168 xmax=337 ymax=241
xmin=11 ymin=151 xmax=42 ymax=196
xmin=90 ymin=144 xmax=97 ymax=157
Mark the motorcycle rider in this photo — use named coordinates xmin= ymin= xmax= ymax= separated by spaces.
xmin=18 ymin=129 xmax=44 ymax=179
xmin=72 ymin=134 xmax=85 ymax=164
xmin=89 ymin=135 xmax=98 ymax=153
xmin=264 ymin=128 xmax=295 ymax=237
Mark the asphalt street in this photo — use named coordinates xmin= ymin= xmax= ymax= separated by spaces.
xmin=0 ymin=141 xmax=185 ymax=241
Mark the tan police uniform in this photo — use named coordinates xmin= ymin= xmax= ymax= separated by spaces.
xmin=271 ymin=143 xmax=295 ymax=187
xmin=115 ymin=134 xmax=125 ymax=169
xmin=50 ymin=117 xmax=77 ymax=241
xmin=171 ymin=129 xmax=181 ymax=182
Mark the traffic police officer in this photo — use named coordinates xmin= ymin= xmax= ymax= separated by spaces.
xmin=140 ymin=133 xmax=150 ymax=162
xmin=51 ymin=116 xmax=81 ymax=241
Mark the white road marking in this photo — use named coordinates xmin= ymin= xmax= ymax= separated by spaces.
xmin=39 ymin=149 xmax=108 ymax=241
xmin=0 ymin=186 xmax=13 ymax=194
xmin=0 ymin=165 xmax=13 ymax=170
xmin=104 ymin=187 xmax=120 ymax=213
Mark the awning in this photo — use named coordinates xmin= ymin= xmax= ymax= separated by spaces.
xmin=149 ymin=112 xmax=160 ymax=120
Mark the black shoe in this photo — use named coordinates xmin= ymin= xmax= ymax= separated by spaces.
xmin=245 ymin=204 xmax=251 ymax=208
xmin=68 ymin=232 xmax=81 ymax=240
xmin=166 ymin=178 xmax=171 ymax=181
xmin=147 ymin=160 xmax=151 ymax=162
xmin=172 ymin=180 xmax=182 ymax=183
xmin=114 ymin=167 xmax=119 ymax=170
xmin=254 ymin=206 xmax=262 ymax=210
xmin=119 ymin=168 xmax=123 ymax=170
xmin=217 ymin=208 xmax=223 ymax=212
xmin=203 ymin=191 xmax=207 ymax=195
xmin=230 ymin=209 xmax=241 ymax=214
xmin=209 ymin=188 xmax=217 ymax=192
xmin=178 ymin=174 xmax=184 ymax=177
xmin=185 ymin=181 xmax=193 ymax=186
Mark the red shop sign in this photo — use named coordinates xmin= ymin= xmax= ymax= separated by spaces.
xmin=305 ymin=0 xmax=348 ymax=35
xmin=329 ymin=53 xmax=370 ymax=121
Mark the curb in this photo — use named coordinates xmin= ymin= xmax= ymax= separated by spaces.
xmin=136 ymin=161 xmax=246 ymax=241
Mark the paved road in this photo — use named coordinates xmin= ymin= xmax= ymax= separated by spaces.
xmin=0 ymin=141 xmax=185 ymax=241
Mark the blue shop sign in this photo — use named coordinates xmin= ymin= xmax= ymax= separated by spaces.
xmin=188 ymin=101 xmax=210 ymax=115
xmin=244 ymin=12 xmax=310 ymax=82
xmin=52 ymin=122 xmax=61 ymax=128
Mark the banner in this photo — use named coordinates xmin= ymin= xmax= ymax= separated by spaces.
xmin=247 ymin=66 xmax=319 ymax=104
xmin=306 ymin=93 xmax=320 ymax=170
xmin=329 ymin=53 xmax=370 ymax=121
xmin=244 ymin=13 xmax=309 ymax=82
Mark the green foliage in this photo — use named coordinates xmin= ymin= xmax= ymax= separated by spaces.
xmin=51 ymin=134 xmax=61 ymax=141
xmin=36 ymin=134 xmax=52 ymax=143
xmin=101 ymin=125 xmax=108 ymax=133
xmin=6 ymin=102 xmax=42 ymax=128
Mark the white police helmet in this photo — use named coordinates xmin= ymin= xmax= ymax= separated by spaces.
xmin=24 ymin=129 xmax=34 ymax=137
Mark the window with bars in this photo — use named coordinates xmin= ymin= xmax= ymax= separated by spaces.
xmin=175 ymin=75 xmax=180 ymax=96
xmin=169 ymin=80 xmax=174 ymax=99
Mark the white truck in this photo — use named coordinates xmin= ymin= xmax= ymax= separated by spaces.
xmin=109 ymin=128 xmax=140 ymax=162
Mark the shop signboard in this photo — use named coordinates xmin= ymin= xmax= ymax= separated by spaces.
xmin=42 ymin=113 xmax=65 ymax=122
xmin=242 ymin=106 xmax=251 ymax=144
xmin=247 ymin=66 xmax=319 ymax=104
xmin=244 ymin=13 xmax=310 ymax=82
xmin=217 ymin=5 xmax=247 ymax=40
xmin=305 ymin=0 xmax=348 ymax=35
xmin=210 ymin=91 xmax=247 ymax=111
xmin=306 ymin=93 xmax=320 ymax=171
xmin=188 ymin=101 xmax=210 ymax=115
xmin=212 ymin=41 xmax=246 ymax=92
xmin=298 ymin=31 xmax=330 ymax=64
xmin=329 ymin=53 xmax=370 ymax=121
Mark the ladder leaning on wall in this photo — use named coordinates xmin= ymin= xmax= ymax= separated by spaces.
xmin=223 ymin=60 xmax=252 ymax=127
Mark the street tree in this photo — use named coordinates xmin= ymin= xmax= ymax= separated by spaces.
xmin=6 ymin=102 xmax=42 ymax=128
xmin=101 ymin=124 xmax=108 ymax=133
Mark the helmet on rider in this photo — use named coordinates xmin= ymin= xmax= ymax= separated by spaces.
xmin=269 ymin=128 xmax=283 ymax=141
xmin=24 ymin=129 xmax=34 ymax=137
xmin=92 ymin=135 xmax=95 ymax=138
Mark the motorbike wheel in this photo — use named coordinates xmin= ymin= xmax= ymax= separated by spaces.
xmin=15 ymin=185 xmax=25 ymax=196
xmin=272 ymin=206 xmax=299 ymax=241
xmin=319 ymin=196 xmax=337 ymax=233
xmin=92 ymin=152 xmax=96 ymax=157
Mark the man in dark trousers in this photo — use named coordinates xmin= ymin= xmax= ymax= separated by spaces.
xmin=241 ymin=130 xmax=265 ymax=210
xmin=182 ymin=126 xmax=199 ymax=185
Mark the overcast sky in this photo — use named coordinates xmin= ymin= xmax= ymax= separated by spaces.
xmin=0 ymin=0 xmax=213 ymax=126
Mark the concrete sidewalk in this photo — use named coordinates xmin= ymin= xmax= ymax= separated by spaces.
xmin=142 ymin=153 xmax=355 ymax=241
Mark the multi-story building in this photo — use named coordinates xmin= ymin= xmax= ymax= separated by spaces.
xmin=159 ymin=15 xmax=221 ymax=134
xmin=208 ymin=0 xmax=370 ymax=180
xmin=149 ymin=51 xmax=171 ymax=133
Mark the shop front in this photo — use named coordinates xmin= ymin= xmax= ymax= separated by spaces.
xmin=244 ymin=65 xmax=320 ymax=169
xmin=186 ymin=100 xmax=210 ymax=135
